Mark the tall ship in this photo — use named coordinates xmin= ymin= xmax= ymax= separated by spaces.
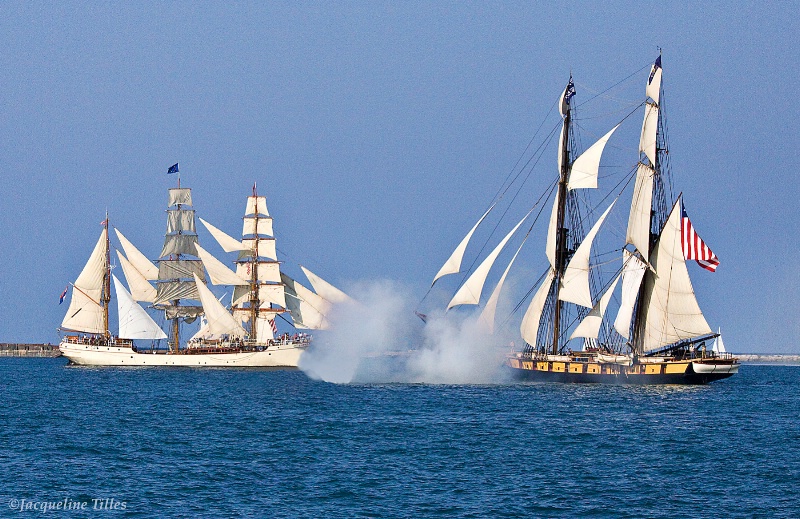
xmin=425 ymin=56 xmax=738 ymax=384
xmin=59 ymin=174 xmax=348 ymax=367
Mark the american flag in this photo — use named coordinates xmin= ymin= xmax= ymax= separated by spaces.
xmin=681 ymin=201 xmax=719 ymax=272
xmin=269 ymin=319 xmax=277 ymax=334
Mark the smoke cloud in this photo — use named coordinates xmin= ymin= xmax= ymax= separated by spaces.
xmin=299 ymin=280 xmax=515 ymax=384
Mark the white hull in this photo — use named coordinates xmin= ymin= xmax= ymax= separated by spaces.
xmin=691 ymin=361 xmax=740 ymax=374
xmin=59 ymin=341 xmax=304 ymax=368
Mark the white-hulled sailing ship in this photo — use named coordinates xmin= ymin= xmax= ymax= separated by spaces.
xmin=427 ymin=55 xmax=739 ymax=384
xmin=59 ymin=178 xmax=348 ymax=367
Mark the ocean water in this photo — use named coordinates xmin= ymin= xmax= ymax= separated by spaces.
xmin=1 ymin=359 xmax=798 ymax=518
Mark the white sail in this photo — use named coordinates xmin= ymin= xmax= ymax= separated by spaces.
xmin=199 ymin=217 xmax=246 ymax=253
xmin=638 ymin=198 xmax=712 ymax=353
xmin=166 ymin=209 xmax=196 ymax=234
xmin=432 ymin=204 xmax=494 ymax=286
xmin=478 ymin=240 xmax=523 ymax=333
xmin=192 ymin=273 xmax=246 ymax=337
xmin=160 ymin=234 xmax=200 ymax=258
xmin=639 ymin=103 xmax=659 ymax=166
xmin=61 ymin=230 xmax=107 ymax=334
xmin=711 ymin=328 xmax=726 ymax=354
xmin=243 ymin=216 xmax=273 ymax=237
xmin=613 ymin=250 xmax=648 ymax=339
xmin=113 ymin=275 xmax=167 ymax=340
xmin=255 ymin=311 xmax=277 ymax=341
xmin=568 ymin=124 xmax=620 ymax=190
xmin=282 ymin=274 xmax=332 ymax=330
xmin=258 ymin=284 xmax=287 ymax=308
xmin=245 ymin=196 xmax=269 ymax=216
xmin=236 ymin=262 xmax=281 ymax=284
xmin=61 ymin=288 xmax=105 ymax=334
xmin=241 ymin=238 xmax=277 ymax=260
xmin=570 ymin=274 xmax=620 ymax=340
xmin=447 ymin=211 xmax=528 ymax=309
xmin=559 ymin=200 xmax=617 ymax=308
xmin=116 ymin=251 xmax=157 ymax=303
xmin=626 ymin=163 xmax=655 ymax=262
xmin=520 ymin=269 xmax=555 ymax=347
xmin=115 ymin=229 xmax=158 ymax=280
xmin=154 ymin=280 xmax=201 ymax=305
xmin=301 ymin=266 xmax=351 ymax=304
xmin=646 ymin=60 xmax=662 ymax=105
xmin=168 ymin=188 xmax=193 ymax=207
xmin=545 ymin=190 xmax=559 ymax=269
xmin=557 ymin=126 xmax=565 ymax=173
xmin=194 ymin=243 xmax=248 ymax=286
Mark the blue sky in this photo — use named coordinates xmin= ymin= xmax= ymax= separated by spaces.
xmin=0 ymin=2 xmax=796 ymax=353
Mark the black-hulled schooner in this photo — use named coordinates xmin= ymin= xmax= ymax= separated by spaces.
xmin=429 ymin=56 xmax=738 ymax=384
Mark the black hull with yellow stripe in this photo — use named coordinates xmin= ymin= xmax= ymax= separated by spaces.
xmin=507 ymin=355 xmax=739 ymax=385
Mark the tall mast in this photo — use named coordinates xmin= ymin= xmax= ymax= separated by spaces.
xmin=102 ymin=211 xmax=111 ymax=339
xmin=249 ymin=184 xmax=260 ymax=341
xmin=632 ymin=53 xmax=669 ymax=354
xmin=551 ymin=77 xmax=574 ymax=355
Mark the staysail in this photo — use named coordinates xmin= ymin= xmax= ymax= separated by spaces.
xmin=558 ymin=200 xmax=616 ymax=308
xmin=447 ymin=211 xmax=528 ymax=309
xmin=570 ymin=274 xmax=620 ymax=340
xmin=520 ymin=269 xmax=556 ymax=347
xmin=116 ymin=250 xmax=157 ymax=303
xmin=567 ymin=125 xmax=620 ymax=190
xmin=113 ymin=275 xmax=167 ymax=340
xmin=192 ymin=273 xmax=246 ymax=337
xmin=115 ymin=229 xmax=158 ymax=280
xmin=432 ymin=204 xmax=494 ymax=286
xmin=478 ymin=240 xmax=524 ymax=333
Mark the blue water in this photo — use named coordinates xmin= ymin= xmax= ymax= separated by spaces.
xmin=1 ymin=359 xmax=798 ymax=518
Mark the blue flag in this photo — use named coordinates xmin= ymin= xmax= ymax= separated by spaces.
xmin=649 ymin=55 xmax=662 ymax=85
xmin=167 ymin=163 xmax=179 ymax=175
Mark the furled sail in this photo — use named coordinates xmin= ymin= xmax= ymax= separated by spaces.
xmin=194 ymin=243 xmax=248 ymax=286
xmin=113 ymin=275 xmax=167 ymax=340
xmin=570 ymin=274 xmax=620 ymax=340
xmin=199 ymin=217 xmax=246 ymax=253
xmin=115 ymin=229 xmax=158 ymax=280
xmin=520 ymin=269 xmax=556 ymax=347
xmin=478 ymin=240 xmax=524 ymax=333
xmin=116 ymin=251 xmax=157 ymax=303
xmin=559 ymin=200 xmax=617 ymax=308
xmin=567 ymin=124 xmax=620 ymax=190
xmin=447 ymin=211 xmax=528 ymax=309
xmin=637 ymin=198 xmax=712 ymax=353
xmin=301 ymin=266 xmax=351 ymax=304
xmin=431 ymin=204 xmax=494 ymax=286
xmin=625 ymin=163 xmax=655 ymax=261
xmin=613 ymin=250 xmax=648 ymax=339
xmin=61 ymin=230 xmax=107 ymax=334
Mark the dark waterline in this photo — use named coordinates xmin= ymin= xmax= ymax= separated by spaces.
xmin=1 ymin=359 xmax=798 ymax=518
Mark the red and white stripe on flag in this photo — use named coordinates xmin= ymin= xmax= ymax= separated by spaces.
xmin=681 ymin=202 xmax=720 ymax=272
xmin=269 ymin=319 xmax=277 ymax=334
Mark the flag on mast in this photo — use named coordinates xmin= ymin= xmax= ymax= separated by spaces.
xmin=167 ymin=163 xmax=179 ymax=174
xmin=681 ymin=201 xmax=720 ymax=272
xmin=59 ymin=285 xmax=68 ymax=304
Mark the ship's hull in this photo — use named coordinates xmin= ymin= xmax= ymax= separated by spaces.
xmin=507 ymin=356 xmax=738 ymax=385
xmin=59 ymin=341 xmax=304 ymax=368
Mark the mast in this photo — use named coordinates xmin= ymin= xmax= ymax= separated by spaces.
xmin=632 ymin=53 xmax=670 ymax=354
xmin=102 ymin=212 xmax=111 ymax=339
xmin=551 ymin=77 xmax=574 ymax=355
xmin=249 ymin=184 xmax=260 ymax=341
xmin=154 ymin=172 xmax=204 ymax=353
